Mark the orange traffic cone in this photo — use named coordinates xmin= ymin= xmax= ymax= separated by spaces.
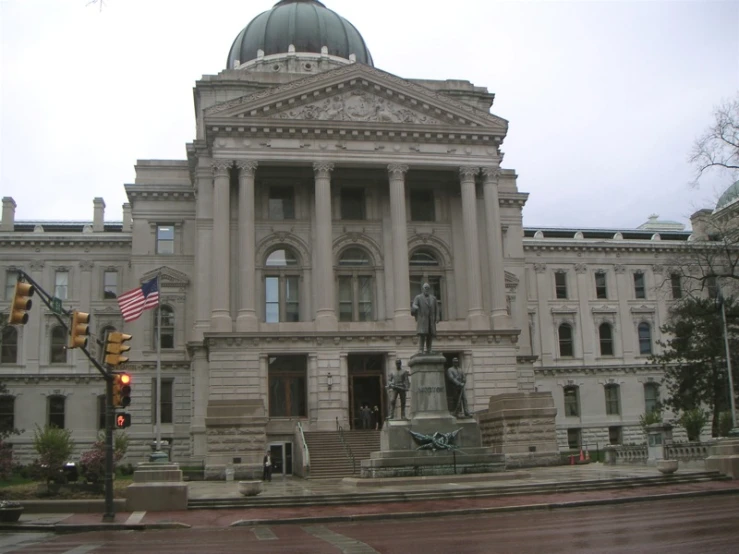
xmin=579 ymin=449 xmax=585 ymax=462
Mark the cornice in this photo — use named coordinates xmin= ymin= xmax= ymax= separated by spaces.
xmin=524 ymin=240 xmax=690 ymax=254
xmin=0 ymin=374 xmax=102 ymax=385
xmin=0 ymin=235 xmax=131 ymax=249
xmin=535 ymin=364 xmax=659 ymax=376
xmin=124 ymin=187 xmax=195 ymax=201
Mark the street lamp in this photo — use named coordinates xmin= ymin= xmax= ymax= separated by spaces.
xmin=718 ymin=290 xmax=738 ymax=432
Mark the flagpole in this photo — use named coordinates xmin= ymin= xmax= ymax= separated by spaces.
xmin=155 ymin=272 xmax=163 ymax=457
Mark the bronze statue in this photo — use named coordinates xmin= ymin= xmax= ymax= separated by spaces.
xmin=387 ymin=359 xmax=410 ymax=419
xmin=411 ymin=282 xmax=438 ymax=354
xmin=446 ymin=357 xmax=471 ymax=417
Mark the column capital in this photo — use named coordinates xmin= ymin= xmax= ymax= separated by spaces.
xmin=481 ymin=166 xmax=501 ymax=182
xmin=313 ymin=162 xmax=335 ymax=178
xmin=387 ymin=164 xmax=409 ymax=179
xmin=459 ymin=166 xmax=480 ymax=181
xmin=212 ymin=160 xmax=232 ymax=176
xmin=236 ymin=160 xmax=258 ymax=176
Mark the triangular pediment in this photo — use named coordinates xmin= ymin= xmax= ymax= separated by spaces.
xmin=205 ymin=64 xmax=507 ymax=132
xmin=141 ymin=266 xmax=190 ymax=287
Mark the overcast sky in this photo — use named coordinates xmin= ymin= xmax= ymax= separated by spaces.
xmin=1 ymin=0 xmax=738 ymax=229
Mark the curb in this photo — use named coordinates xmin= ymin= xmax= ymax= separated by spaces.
xmin=0 ymin=521 xmax=191 ymax=533
xmin=229 ymin=487 xmax=739 ymax=527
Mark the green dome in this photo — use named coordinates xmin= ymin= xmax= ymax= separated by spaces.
xmin=716 ymin=180 xmax=739 ymax=210
xmin=227 ymin=0 xmax=373 ymax=68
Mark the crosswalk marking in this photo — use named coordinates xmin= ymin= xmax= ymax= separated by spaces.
xmin=253 ymin=526 xmax=278 ymax=540
xmin=125 ymin=511 xmax=146 ymax=524
xmin=302 ymin=525 xmax=379 ymax=554
xmin=61 ymin=545 xmax=104 ymax=554
xmin=0 ymin=532 xmax=54 ymax=553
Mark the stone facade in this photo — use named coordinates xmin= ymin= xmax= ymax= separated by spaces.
xmin=0 ymin=4 xmax=717 ymax=471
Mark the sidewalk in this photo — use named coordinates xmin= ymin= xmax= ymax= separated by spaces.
xmin=8 ymin=464 xmax=739 ymax=532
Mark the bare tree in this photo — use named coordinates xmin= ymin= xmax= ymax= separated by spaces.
xmin=690 ymin=94 xmax=739 ymax=187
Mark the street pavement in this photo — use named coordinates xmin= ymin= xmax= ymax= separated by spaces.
xmin=6 ymin=464 xmax=739 ymax=532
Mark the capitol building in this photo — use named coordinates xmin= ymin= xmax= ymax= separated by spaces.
xmin=0 ymin=0 xmax=719 ymax=475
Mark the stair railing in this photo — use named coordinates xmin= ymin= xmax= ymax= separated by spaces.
xmin=336 ymin=416 xmax=356 ymax=474
xmin=296 ymin=421 xmax=310 ymax=477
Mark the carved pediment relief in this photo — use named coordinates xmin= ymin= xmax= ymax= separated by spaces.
xmin=504 ymin=271 xmax=519 ymax=290
xmin=141 ymin=266 xmax=190 ymax=287
xmin=205 ymin=64 xmax=506 ymax=131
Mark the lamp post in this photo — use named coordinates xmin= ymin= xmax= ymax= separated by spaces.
xmin=718 ymin=291 xmax=738 ymax=432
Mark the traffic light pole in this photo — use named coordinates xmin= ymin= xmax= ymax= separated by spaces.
xmin=15 ymin=270 xmax=117 ymax=522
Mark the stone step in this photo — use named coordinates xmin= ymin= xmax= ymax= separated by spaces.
xmin=302 ymin=430 xmax=381 ymax=479
xmin=189 ymin=471 xmax=730 ymax=510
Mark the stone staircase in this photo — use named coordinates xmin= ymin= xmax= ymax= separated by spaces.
xmin=303 ymin=430 xmax=381 ymax=479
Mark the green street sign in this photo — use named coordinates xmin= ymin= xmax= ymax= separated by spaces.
xmin=51 ymin=297 xmax=63 ymax=315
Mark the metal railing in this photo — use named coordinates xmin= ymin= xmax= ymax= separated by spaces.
xmin=336 ymin=417 xmax=357 ymax=474
xmin=296 ymin=421 xmax=310 ymax=477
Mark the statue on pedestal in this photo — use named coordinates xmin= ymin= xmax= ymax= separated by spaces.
xmin=386 ymin=359 xmax=410 ymax=420
xmin=411 ymin=282 xmax=439 ymax=354
xmin=446 ymin=357 xmax=472 ymax=417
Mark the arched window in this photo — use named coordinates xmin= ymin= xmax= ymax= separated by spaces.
xmin=599 ymin=323 xmax=614 ymax=356
xmin=558 ymin=323 xmax=574 ymax=357
xmin=337 ymin=248 xmax=374 ymax=322
xmin=0 ymin=324 xmax=18 ymax=365
xmin=605 ymin=384 xmax=621 ymax=415
xmin=264 ymin=247 xmax=300 ymax=322
xmin=154 ymin=305 xmax=175 ymax=349
xmin=564 ymin=385 xmax=580 ymax=417
xmin=409 ymin=249 xmax=444 ymax=320
xmin=638 ymin=322 xmax=652 ymax=355
xmin=50 ymin=326 xmax=67 ymax=364
xmin=644 ymin=383 xmax=660 ymax=414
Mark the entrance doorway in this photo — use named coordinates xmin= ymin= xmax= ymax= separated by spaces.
xmin=268 ymin=442 xmax=293 ymax=476
xmin=348 ymin=354 xmax=385 ymax=430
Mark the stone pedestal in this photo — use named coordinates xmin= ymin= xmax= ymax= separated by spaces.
xmin=477 ymin=392 xmax=560 ymax=467
xmin=362 ymin=354 xmax=503 ymax=478
xmin=125 ymin=462 xmax=188 ymax=512
xmin=705 ymin=437 xmax=739 ymax=479
xmin=204 ymin=399 xmax=267 ymax=480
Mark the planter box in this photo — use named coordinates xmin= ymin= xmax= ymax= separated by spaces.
xmin=656 ymin=459 xmax=679 ymax=475
xmin=0 ymin=507 xmax=24 ymax=523
xmin=238 ymin=480 xmax=263 ymax=496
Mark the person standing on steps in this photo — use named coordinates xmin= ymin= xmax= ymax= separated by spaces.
xmin=263 ymin=450 xmax=272 ymax=482
xmin=372 ymin=405 xmax=382 ymax=430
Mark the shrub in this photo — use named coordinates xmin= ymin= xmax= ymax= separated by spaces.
xmin=639 ymin=409 xmax=663 ymax=435
xmin=32 ymin=425 xmax=74 ymax=485
xmin=679 ymin=408 xmax=708 ymax=442
xmin=0 ymin=440 xmax=12 ymax=481
xmin=718 ymin=411 xmax=734 ymax=437
xmin=79 ymin=432 xmax=129 ymax=483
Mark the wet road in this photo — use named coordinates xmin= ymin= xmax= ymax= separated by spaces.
xmin=3 ymin=495 xmax=738 ymax=553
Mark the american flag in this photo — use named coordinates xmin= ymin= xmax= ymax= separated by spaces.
xmin=117 ymin=277 xmax=160 ymax=322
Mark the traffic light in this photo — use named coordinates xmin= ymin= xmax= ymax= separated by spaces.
xmin=69 ymin=310 xmax=90 ymax=349
xmin=104 ymin=331 xmax=132 ymax=367
xmin=9 ymin=281 xmax=34 ymax=325
xmin=112 ymin=372 xmax=132 ymax=408
xmin=115 ymin=412 xmax=131 ymax=429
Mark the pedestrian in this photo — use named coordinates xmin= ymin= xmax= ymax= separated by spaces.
xmin=263 ymin=450 xmax=272 ymax=482
xmin=360 ymin=403 xmax=371 ymax=429
xmin=372 ymin=405 xmax=382 ymax=430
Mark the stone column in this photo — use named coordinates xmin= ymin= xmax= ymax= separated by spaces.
xmin=192 ymin=160 xmax=214 ymax=342
xmin=313 ymin=162 xmax=337 ymax=330
xmin=482 ymin=167 xmax=509 ymax=325
xmin=388 ymin=164 xmax=413 ymax=328
xmin=210 ymin=160 xmax=232 ymax=332
xmin=236 ymin=160 xmax=258 ymax=332
xmin=459 ymin=166 xmax=486 ymax=328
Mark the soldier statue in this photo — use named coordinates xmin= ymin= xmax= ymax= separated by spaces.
xmin=446 ymin=357 xmax=472 ymax=417
xmin=387 ymin=359 xmax=410 ymax=420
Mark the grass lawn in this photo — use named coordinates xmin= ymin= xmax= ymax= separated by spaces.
xmin=0 ymin=475 xmax=133 ymax=500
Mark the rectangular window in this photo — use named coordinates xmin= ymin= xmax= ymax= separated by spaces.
xmin=97 ymin=395 xmax=106 ymax=430
xmin=5 ymin=270 xmax=19 ymax=301
xmin=555 ymin=272 xmax=568 ymax=299
xmin=339 ymin=275 xmax=374 ymax=322
xmin=608 ymin=426 xmax=622 ymax=445
xmin=706 ymin=276 xmax=719 ymax=299
xmin=410 ymin=189 xmax=435 ymax=222
xmin=268 ymin=355 xmax=307 ymax=418
xmin=338 ymin=276 xmax=353 ymax=322
xmin=269 ymin=186 xmax=295 ymax=220
xmin=54 ymin=271 xmax=69 ymax=300
xmin=103 ymin=271 xmax=118 ymax=299
xmin=670 ymin=273 xmax=682 ymax=299
xmin=0 ymin=396 xmax=14 ymax=434
xmin=564 ymin=387 xmax=580 ymax=417
xmin=644 ymin=383 xmax=660 ymax=414
xmin=605 ymin=385 xmax=621 ymax=415
xmin=633 ymin=272 xmax=646 ymax=299
xmin=340 ymin=188 xmax=366 ymax=220
xmin=595 ymin=272 xmax=607 ymax=299
xmin=157 ymin=225 xmax=175 ymax=255
xmin=265 ymin=276 xmax=299 ymax=323
xmin=567 ymin=428 xmax=581 ymax=449
xmin=48 ymin=396 xmax=65 ymax=429
xmin=153 ymin=378 xmax=174 ymax=424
